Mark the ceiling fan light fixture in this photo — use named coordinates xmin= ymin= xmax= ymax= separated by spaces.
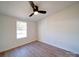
xmin=34 ymin=11 xmax=38 ymax=15
xmin=29 ymin=1 xmax=46 ymax=17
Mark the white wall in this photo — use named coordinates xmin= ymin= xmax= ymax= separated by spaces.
xmin=0 ymin=14 xmax=37 ymax=52
xmin=38 ymin=4 xmax=79 ymax=54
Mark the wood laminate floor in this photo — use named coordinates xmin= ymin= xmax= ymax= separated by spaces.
xmin=0 ymin=41 xmax=79 ymax=57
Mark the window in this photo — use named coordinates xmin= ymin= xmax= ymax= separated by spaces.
xmin=16 ymin=21 xmax=27 ymax=39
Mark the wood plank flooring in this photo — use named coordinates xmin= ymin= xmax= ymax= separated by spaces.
xmin=0 ymin=41 xmax=79 ymax=57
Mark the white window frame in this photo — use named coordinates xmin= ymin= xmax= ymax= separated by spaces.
xmin=16 ymin=21 xmax=27 ymax=39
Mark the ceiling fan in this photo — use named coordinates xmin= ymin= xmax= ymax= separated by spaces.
xmin=29 ymin=1 xmax=47 ymax=17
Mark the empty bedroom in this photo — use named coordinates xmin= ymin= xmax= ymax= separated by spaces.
xmin=0 ymin=1 xmax=79 ymax=57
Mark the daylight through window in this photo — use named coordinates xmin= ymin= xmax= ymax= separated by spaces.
xmin=16 ymin=21 xmax=27 ymax=39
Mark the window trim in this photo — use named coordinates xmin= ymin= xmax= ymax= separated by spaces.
xmin=16 ymin=21 xmax=27 ymax=39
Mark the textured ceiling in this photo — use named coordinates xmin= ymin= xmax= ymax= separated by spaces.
xmin=0 ymin=1 xmax=78 ymax=21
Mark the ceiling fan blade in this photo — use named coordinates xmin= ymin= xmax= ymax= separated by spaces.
xmin=29 ymin=13 xmax=34 ymax=17
xmin=38 ymin=10 xmax=46 ymax=14
xmin=29 ymin=1 xmax=35 ymax=10
xmin=35 ymin=5 xmax=38 ymax=11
